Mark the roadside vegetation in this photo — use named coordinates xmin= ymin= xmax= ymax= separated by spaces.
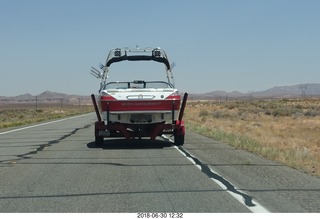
xmin=184 ymin=98 xmax=320 ymax=176
xmin=0 ymin=104 xmax=93 ymax=130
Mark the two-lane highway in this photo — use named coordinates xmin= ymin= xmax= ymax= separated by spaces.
xmin=1 ymin=113 xmax=320 ymax=212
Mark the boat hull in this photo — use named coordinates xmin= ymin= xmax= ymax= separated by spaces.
xmin=99 ymin=97 xmax=181 ymax=124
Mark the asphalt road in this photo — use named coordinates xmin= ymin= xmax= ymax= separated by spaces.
xmin=0 ymin=113 xmax=320 ymax=213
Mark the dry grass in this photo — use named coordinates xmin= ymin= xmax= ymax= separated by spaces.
xmin=185 ymin=98 xmax=320 ymax=176
xmin=0 ymin=104 xmax=93 ymax=130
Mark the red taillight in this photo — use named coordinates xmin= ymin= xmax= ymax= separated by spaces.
xmin=100 ymin=94 xmax=117 ymax=101
xmin=165 ymin=91 xmax=181 ymax=110
xmin=165 ymin=91 xmax=180 ymax=100
xmin=100 ymin=94 xmax=116 ymax=111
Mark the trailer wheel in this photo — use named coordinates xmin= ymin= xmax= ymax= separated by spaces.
xmin=95 ymin=136 xmax=104 ymax=146
xmin=174 ymin=134 xmax=184 ymax=146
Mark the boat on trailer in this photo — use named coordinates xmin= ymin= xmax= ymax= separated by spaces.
xmin=90 ymin=47 xmax=188 ymax=146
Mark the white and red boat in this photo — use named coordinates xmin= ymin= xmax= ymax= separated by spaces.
xmin=90 ymin=47 xmax=188 ymax=146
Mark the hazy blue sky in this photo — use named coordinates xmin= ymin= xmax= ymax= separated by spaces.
xmin=1 ymin=0 xmax=319 ymax=96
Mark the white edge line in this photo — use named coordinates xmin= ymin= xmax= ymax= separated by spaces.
xmin=173 ymin=145 xmax=270 ymax=213
xmin=0 ymin=113 xmax=94 ymax=135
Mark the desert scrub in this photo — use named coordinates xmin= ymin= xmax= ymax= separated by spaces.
xmin=185 ymin=98 xmax=320 ymax=176
xmin=0 ymin=105 xmax=93 ymax=130
xmin=304 ymin=110 xmax=320 ymax=117
xmin=271 ymin=106 xmax=303 ymax=117
xmin=199 ymin=110 xmax=209 ymax=117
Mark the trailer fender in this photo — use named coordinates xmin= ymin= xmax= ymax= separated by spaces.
xmin=94 ymin=121 xmax=105 ymax=137
xmin=175 ymin=120 xmax=185 ymax=136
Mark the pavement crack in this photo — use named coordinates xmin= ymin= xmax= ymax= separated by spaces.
xmin=1 ymin=124 xmax=91 ymax=164
xmin=176 ymin=145 xmax=255 ymax=207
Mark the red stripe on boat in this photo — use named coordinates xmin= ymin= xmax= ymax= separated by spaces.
xmin=100 ymin=98 xmax=181 ymax=111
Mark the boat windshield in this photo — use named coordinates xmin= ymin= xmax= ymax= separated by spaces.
xmin=104 ymin=81 xmax=173 ymax=90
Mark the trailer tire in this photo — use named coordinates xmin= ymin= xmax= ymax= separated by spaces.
xmin=95 ymin=136 xmax=104 ymax=146
xmin=174 ymin=134 xmax=184 ymax=146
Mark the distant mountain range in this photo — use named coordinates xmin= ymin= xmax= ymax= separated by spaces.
xmin=1 ymin=83 xmax=320 ymax=105
xmin=189 ymin=83 xmax=320 ymax=100
xmin=0 ymin=91 xmax=92 ymax=105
